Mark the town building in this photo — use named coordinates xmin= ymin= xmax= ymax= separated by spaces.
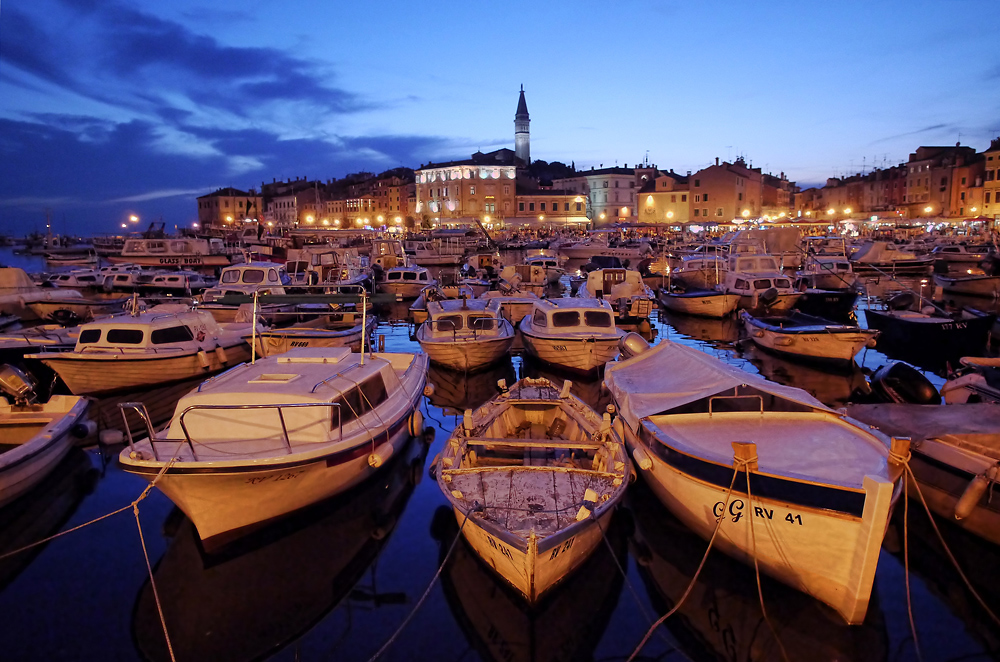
xmin=688 ymin=157 xmax=762 ymax=222
xmin=196 ymin=187 xmax=263 ymax=229
xmin=902 ymin=144 xmax=977 ymax=218
xmin=513 ymin=187 xmax=589 ymax=226
xmin=414 ymin=148 xmax=519 ymax=223
xmin=983 ymin=138 xmax=1000 ymax=219
xmin=553 ymin=166 xmax=639 ymax=226
xmin=637 ymin=171 xmax=690 ymax=224
xmin=515 ymin=85 xmax=530 ymax=165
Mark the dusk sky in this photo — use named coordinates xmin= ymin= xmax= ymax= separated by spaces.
xmin=1 ymin=0 xmax=998 ymax=235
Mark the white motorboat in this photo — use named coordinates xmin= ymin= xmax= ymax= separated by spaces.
xmin=1 ymin=268 xmax=88 ymax=321
xmin=44 ymin=250 xmax=98 ymax=267
xmin=740 ymin=310 xmax=879 ymax=364
xmin=942 ymin=356 xmax=1000 ymax=404
xmin=604 ymin=340 xmax=907 ymax=624
xmin=520 ymin=299 xmax=624 ymax=374
xmin=200 ymin=262 xmax=291 ymax=323
xmin=249 ymin=313 xmax=376 ymax=357
xmin=0 ymin=365 xmax=94 ymax=508
xmin=576 ymin=268 xmax=654 ymax=324
xmin=498 ymin=264 xmax=549 ymax=297
xmin=559 ymin=236 xmax=652 ymax=261
xmin=932 ymin=271 xmax=1000 ymax=298
xmin=139 ymin=270 xmax=215 ymax=296
xmin=523 ymin=254 xmax=566 ymax=284
xmin=409 ymin=284 xmax=476 ymax=324
xmin=658 ymin=286 xmax=740 ymax=318
xmin=109 ymin=236 xmax=232 ymax=268
xmin=718 ymin=254 xmax=801 ymax=314
xmin=118 ymin=346 xmax=428 ymax=549
xmin=795 ymin=256 xmax=858 ymax=290
xmin=930 ymin=244 xmax=992 ymax=264
xmin=478 ymin=291 xmax=540 ymax=327
xmin=847 ymin=402 xmax=1000 ymax=546
xmin=29 ymin=306 xmax=257 ymax=396
xmin=850 ymin=241 xmax=934 ymax=275
xmin=416 ymin=299 xmax=515 ymax=372
xmin=378 ymin=264 xmax=436 ymax=299
xmin=27 ymin=295 xmax=130 ymax=325
xmin=46 ymin=269 xmax=106 ymax=291
xmin=671 ymin=255 xmax=729 ymax=289
xmin=436 ymin=377 xmax=628 ymax=602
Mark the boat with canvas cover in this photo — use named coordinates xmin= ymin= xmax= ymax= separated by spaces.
xmin=416 ymin=299 xmax=515 ymax=372
xmin=435 ymin=377 xmax=628 ymax=602
xmin=118 ymin=346 xmax=428 ymax=549
xmin=739 ymin=310 xmax=878 ymax=365
xmin=576 ymin=268 xmax=654 ymax=324
xmin=604 ymin=340 xmax=907 ymax=624
xmin=29 ymin=305 xmax=257 ymax=396
xmin=0 ymin=365 xmax=94 ymax=507
xmin=0 ymin=267 xmax=84 ymax=320
xmin=519 ymin=298 xmax=624 ymax=374
xmin=850 ymin=241 xmax=934 ymax=275
xmin=846 ymin=402 xmax=1000 ymax=546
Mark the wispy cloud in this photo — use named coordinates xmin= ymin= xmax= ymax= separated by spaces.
xmin=102 ymin=188 xmax=209 ymax=204
xmin=867 ymin=124 xmax=951 ymax=145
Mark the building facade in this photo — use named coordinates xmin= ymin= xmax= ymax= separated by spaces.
xmin=414 ymin=149 xmax=519 ymax=222
xmin=688 ymin=158 xmax=762 ymax=222
xmin=515 ymin=86 xmax=530 ymax=165
xmin=983 ymin=139 xmax=1000 ymax=219
xmin=553 ymin=166 xmax=639 ymax=226
xmin=197 ymin=187 xmax=263 ymax=228
xmin=637 ymin=172 xmax=690 ymax=224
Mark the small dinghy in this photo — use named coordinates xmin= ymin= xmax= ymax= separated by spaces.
xmin=658 ymin=286 xmax=740 ymax=318
xmin=740 ymin=310 xmax=878 ymax=365
xmin=0 ymin=365 xmax=94 ymax=507
xmin=435 ymin=377 xmax=628 ymax=603
xmin=605 ymin=340 xmax=908 ymax=624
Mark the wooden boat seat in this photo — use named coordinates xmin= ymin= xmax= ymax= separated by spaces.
xmin=462 ymin=438 xmax=601 ymax=450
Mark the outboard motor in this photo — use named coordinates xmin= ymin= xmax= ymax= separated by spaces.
xmin=618 ymin=332 xmax=651 ymax=360
xmin=0 ymin=364 xmax=39 ymax=406
xmin=870 ymin=361 xmax=941 ymax=405
xmin=758 ymin=287 xmax=779 ymax=308
xmin=887 ymin=291 xmax=917 ymax=311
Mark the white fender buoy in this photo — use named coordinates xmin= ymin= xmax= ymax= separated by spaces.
xmin=632 ymin=447 xmax=653 ymax=471
xmin=408 ymin=409 xmax=424 ymax=437
xmin=71 ymin=419 xmax=98 ymax=439
xmin=215 ymin=345 xmax=229 ymax=365
xmin=197 ymin=350 xmax=211 ymax=369
xmin=368 ymin=441 xmax=395 ymax=468
xmin=954 ymin=474 xmax=990 ymax=520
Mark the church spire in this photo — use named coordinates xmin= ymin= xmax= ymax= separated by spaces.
xmin=514 ymin=85 xmax=530 ymax=164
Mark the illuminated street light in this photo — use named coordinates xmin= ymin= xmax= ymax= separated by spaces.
xmin=971 ymin=207 xmax=978 ymax=213
xmin=377 ymin=215 xmax=384 ymax=223
xmin=666 ymin=211 xmax=674 ymax=219
xmin=394 ymin=216 xmax=402 ymax=224
xmin=599 ymin=212 xmax=606 ymax=219
xmin=742 ymin=210 xmax=750 ymax=218
xmin=484 ymin=216 xmax=490 ymax=223
xmin=805 ymin=211 xmax=812 ymax=216
xmin=129 ymin=215 xmax=139 ymax=223
xmin=306 ymin=215 xmax=314 ymax=224
xmin=924 ymin=206 xmax=933 ymax=214
xmin=826 ymin=209 xmax=835 ymax=215
xmin=192 ymin=222 xmax=199 ymax=228
xmin=322 ymin=219 xmax=329 ymax=226
xmin=844 ymin=208 xmax=852 ymax=214
xmin=121 ymin=223 xmax=127 ymax=228
xmin=538 ymin=215 xmax=544 ymax=222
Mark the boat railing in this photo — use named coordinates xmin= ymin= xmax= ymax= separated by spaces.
xmin=708 ymin=394 xmax=764 ymax=416
xmin=119 ymin=401 xmax=343 ymax=461
xmin=424 ymin=317 xmax=500 ymax=340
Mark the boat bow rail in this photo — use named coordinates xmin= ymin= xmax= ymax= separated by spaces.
xmin=119 ymin=401 xmax=343 ymax=461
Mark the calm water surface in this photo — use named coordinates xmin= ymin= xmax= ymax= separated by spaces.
xmin=0 ymin=247 xmax=998 ymax=661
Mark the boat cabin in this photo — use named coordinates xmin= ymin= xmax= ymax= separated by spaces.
xmin=728 ymin=255 xmax=782 ymax=273
xmin=71 ymin=309 xmax=222 ymax=353
xmin=384 ymin=266 xmax=431 ymax=284
xmin=202 ymin=262 xmax=287 ymax=301
xmin=424 ymin=299 xmax=505 ymax=338
xmin=528 ymin=298 xmax=616 ymax=333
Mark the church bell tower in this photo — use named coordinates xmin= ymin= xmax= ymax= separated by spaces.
xmin=514 ymin=85 xmax=530 ymax=164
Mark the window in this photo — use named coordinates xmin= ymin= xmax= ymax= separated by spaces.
xmin=615 ymin=181 xmax=619 ymax=188
xmin=753 ymin=279 xmax=772 ymax=289
xmin=564 ymin=203 xmax=570 ymax=211
xmin=694 ymin=209 xmax=700 ymax=217
xmin=333 ymin=388 xmax=364 ymax=424
xmin=774 ymin=278 xmax=791 ymax=288
xmin=532 ymin=310 xmax=547 ymax=327
xmin=519 ymin=202 xmax=525 ymax=211
xmin=671 ymin=195 xmax=676 ymax=203
xmin=703 ymin=194 xmax=709 ymax=201
xmin=470 ymin=186 xmax=476 ymax=195
xmin=107 ymin=329 xmax=144 ymax=344
xmin=78 ymin=329 xmax=101 ymax=344
xmin=716 ymin=208 xmax=723 ymax=216
xmin=695 ymin=195 xmax=701 ymax=202
xmin=540 ymin=203 xmax=546 ymax=211
xmin=359 ymin=374 xmax=388 ymax=411
xmin=529 ymin=202 xmax=535 ymax=211
xmin=986 ymin=192 xmax=992 ymax=203
xmin=575 ymin=202 xmax=582 ymax=211
xmin=151 ymin=326 xmax=195 ymax=344
xmin=221 ymin=270 xmax=240 ymax=284
xmin=469 ymin=315 xmax=495 ymax=331
xmin=437 ymin=315 xmax=464 ymax=331
xmin=703 ymin=208 xmax=708 ymax=216
xmin=603 ymin=181 xmax=608 ymax=188
xmin=503 ymin=185 xmax=510 ymax=195
xmin=242 ymin=270 xmax=265 ymax=284
xmin=694 ymin=179 xmax=700 ymax=187
xmin=738 ymin=192 xmax=743 ymax=201
xmin=402 ymin=272 xmax=417 ymax=280
xmin=735 ymin=279 xmax=749 ymax=290
xmin=584 ymin=311 xmax=612 ymax=327
xmin=268 ymin=269 xmax=279 ymax=282
xmin=681 ymin=195 xmax=687 ymax=202
xmin=552 ymin=311 xmax=580 ymax=327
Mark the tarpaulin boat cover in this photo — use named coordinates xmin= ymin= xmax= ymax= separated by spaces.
xmin=604 ymin=340 xmax=833 ymax=427
xmin=0 ymin=268 xmax=41 ymax=294
xmin=847 ymin=403 xmax=1000 ymax=460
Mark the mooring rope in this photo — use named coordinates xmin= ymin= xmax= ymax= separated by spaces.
xmin=626 ymin=462 xmax=743 ymax=662
xmin=365 ymin=505 xmax=475 ymax=662
xmin=134 ymin=500 xmax=176 ymax=662
xmin=902 ymin=468 xmax=923 ymax=662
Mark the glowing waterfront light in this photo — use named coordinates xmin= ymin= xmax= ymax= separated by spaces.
xmin=306 ymin=215 xmax=314 ymax=223
xmin=805 ymin=211 xmax=812 ymax=216
xmin=322 ymin=219 xmax=329 ymax=226
xmin=826 ymin=209 xmax=835 ymax=215
xmin=844 ymin=208 xmax=852 ymax=214
xmin=121 ymin=223 xmax=127 ymax=228
xmin=484 ymin=216 xmax=490 ymax=223
xmin=742 ymin=210 xmax=750 ymax=218
xmin=378 ymin=215 xmax=384 ymax=223
xmin=666 ymin=211 xmax=674 ymax=219
xmin=267 ymin=222 xmax=274 ymax=227
xmin=971 ymin=207 xmax=978 ymax=213
xmin=394 ymin=216 xmax=402 ymax=224
xmin=192 ymin=222 xmax=199 ymax=228
xmin=924 ymin=206 xmax=933 ymax=213
xmin=599 ymin=212 xmax=606 ymax=219
xmin=539 ymin=215 xmax=544 ymax=222
xmin=333 ymin=220 xmax=340 ymax=227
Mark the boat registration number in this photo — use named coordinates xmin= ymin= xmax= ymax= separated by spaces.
xmin=551 ymin=345 xmax=568 ymax=351
xmin=712 ymin=499 xmax=803 ymax=526
xmin=245 ymin=470 xmax=305 ymax=485
xmin=486 ymin=534 xmax=515 ymax=560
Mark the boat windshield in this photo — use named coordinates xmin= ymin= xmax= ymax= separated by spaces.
xmin=552 ymin=311 xmax=580 ymax=327
xmin=585 ymin=311 xmax=612 ymax=327
xmin=438 ymin=315 xmax=464 ymax=331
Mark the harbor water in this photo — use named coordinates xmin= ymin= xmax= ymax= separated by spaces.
xmin=0 ymin=247 xmax=998 ymax=661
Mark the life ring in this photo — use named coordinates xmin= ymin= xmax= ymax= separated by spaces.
xmin=196 ymin=330 xmax=206 ymax=342
xmin=408 ymin=409 xmax=424 ymax=437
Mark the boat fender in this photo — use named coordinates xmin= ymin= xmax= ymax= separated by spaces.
xmin=866 ymin=336 xmax=878 ymax=348
xmin=423 ymin=383 xmax=436 ymax=397
xmin=559 ymin=380 xmax=573 ymax=398
xmin=612 ymin=416 xmax=625 ymax=440
xmin=197 ymin=350 xmax=211 ymax=369
xmin=408 ymin=409 xmax=424 ymax=437
xmin=368 ymin=441 xmax=395 ymax=468
xmin=215 ymin=345 xmax=229 ymax=365
xmin=632 ymin=447 xmax=653 ymax=471
xmin=71 ymin=419 xmax=98 ymax=439
xmin=99 ymin=429 xmax=124 ymax=446
xmin=753 ymin=330 xmax=765 ymax=338
xmin=954 ymin=474 xmax=991 ymax=520
xmin=773 ymin=337 xmax=793 ymax=346
xmin=576 ymin=487 xmax=599 ymax=521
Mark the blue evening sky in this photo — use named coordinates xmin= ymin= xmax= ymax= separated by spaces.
xmin=1 ymin=0 xmax=998 ymax=234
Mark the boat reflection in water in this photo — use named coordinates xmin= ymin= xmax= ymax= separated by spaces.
xmin=659 ymin=308 xmax=739 ymax=346
xmin=739 ymin=343 xmax=871 ymax=408
xmin=628 ymin=481 xmax=889 ymax=661
xmin=0 ymin=449 xmax=97 ymax=590
xmin=131 ymin=435 xmax=430 ymax=662
xmin=431 ymin=504 xmax=627 ymax=662
xmin=883 ymin=507 xmax=1000 ymax=656
xmin=426 ymin=359 xmax=516 ymax=415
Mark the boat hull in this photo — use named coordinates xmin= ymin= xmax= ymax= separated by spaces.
xmin=417 ymin=332 xmax=515 ymax=372
xmin=520 ymin=329 xmax=622 ymax=374
xmin=658 ymin=290 xmax=740 ymax=318
xmin=742 ymin=318 xmax=876 ymax=364
xmin=863 ymin=309 xmax=995 ymax=360
xmin=108 ymin=255 xmax=231 ymax=268
xmin=250 ymin=319 xmax=375 ymax=357
xmin=452 ymin=503 xmax=615 ymax=602
xmin=377 ymin=281 xmax=430 ymax=299
xmin=624 ymin=427 xmax=895 ymax=624
xmin=0 ymin=396 xmax=91 ymax=508
xmin=933 ymin=273 xmax=1000 ymax=298
xmin=40 ymin=342 xmax=252 ymax=396
xmin=735 ymin=292 xmax=801 ymax=315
